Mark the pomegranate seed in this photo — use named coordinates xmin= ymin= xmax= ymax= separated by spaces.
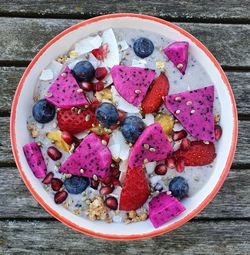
xmin=92 ymin=43 xmax=109 ymax=60
xmin=176 ymin=158 xmax=185 ymax=173
xmin=80 ymin=82 xmax=93 ymax=92
xmin=215 ymin=125 xmax=222 ymax=141
xmin=105 ymin=196 xmax=118 ymax=210
xmin=165 ymin=157 xmax=176 ymax=169
xmin=180 ymin=138 xmax=191 ymax=151
xmin=42 ymin=172 xmax=54 ymax=185
xmin=154 ymin=164 xmax=168 ymax=175
xmin=118 ymin=110 xmax=126 ymax=122
xmin=99 ymin=176 xmax=112 ymax=185
xmin=47 ymin=146 xmax=62 ymax=161
xmin=95 ymin=67 xmax=107 ymax=80
xmin=51 ymin=178 xmax=63 ymax=191
xmin=100 ymin=186 xmax=114 ymax=196
xmin=93 ymin=81 xmax=104 ymax=92
xmin=61 ymin=131 xmax=74 ymax=145
xmin=173 ymin=130 xmax=187 ymax=141
xmin=112 ymin=178 xmax=120 ymax=186
xmin=100 ymin=133 xmax=110 ymax=143
xmin=89 ymin=98 xmax=101 ymax=111
xmin=54 ymin=190 xmax=68 ymax=204
xmin=111 ymin=168 xmax=120 ymax=178
xmin=90 ymin=179 xmax=99 ymax=190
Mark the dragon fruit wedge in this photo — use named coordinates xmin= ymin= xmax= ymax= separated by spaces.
xmin=59 ymin=133 xmax=112 ymax=178
xmin=163 ymin=41 xmax=189 ymax=74
xmin=23 ymin=142 xmax=47 ymax=178
xmin=45 ymin=67 xmax=88 ymax=108
xmin=110 ymin=65 xmax=156 ymax=107
xmin=128 ymin=123 xmax=173 ymax=168
xmin=149 ymin=192 xmax=186 ymax=228
xmin=165 ymin=85 xmax=215 ymax=142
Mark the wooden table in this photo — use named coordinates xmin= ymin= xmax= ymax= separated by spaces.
xmin=0 ymin=1 xmax=250 ymax=254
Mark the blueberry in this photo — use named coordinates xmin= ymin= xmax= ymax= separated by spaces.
xmin=32 ymin=99 xmax=56 ymax=123
xmin=133 ymin=37 xmax=154 ymax=58
xmin=72 ymin=61 xmax=95 ymax=82
xmin=64 ymin=175 xmax=90 ymax=194
xmin=121 ymin=116 xmax=145 ymax=144
xmin=96 ymin=103 xmax=119 ymax=128
xmin=169 ymin=176 xmax=189 ymax=200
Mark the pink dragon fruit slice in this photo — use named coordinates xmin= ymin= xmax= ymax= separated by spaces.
xmin=163 ymin=41 xmax=189 ymax=74
xmin=128 ymin=123 xmax=173 ymax=168
xmin=45 ymin=67 xmax=88 ymax=108
xmin=110 ymin=65 xmax=156 ymax=106
xmin=59 ymin=133 xmax=112 ymax=178
xmin=23 ymin=142 xmax=47 ymax=178
xmin=165 ymin=85 xmax=215 ymax=142
xmin=149 ymin=192 xmax=186 ymax=228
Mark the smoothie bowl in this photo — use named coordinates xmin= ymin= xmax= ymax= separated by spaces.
xmin=10 ymin=14 xmax=238 ymax=240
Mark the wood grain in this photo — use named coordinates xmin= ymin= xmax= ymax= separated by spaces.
xmin=0 ymin=0 xmax=249 ymax=22
xmin=0 ymin=167 xmax=249 ymax=219
xmin=0 ymin=220 xmax=250 ymax=254
xmin=0 ymin=117 xmax=248 ymax=164
xmin=0 ymin=18 xmax=249 ymax=67
xmin=1 ymin=67 xmax=249 ymax=115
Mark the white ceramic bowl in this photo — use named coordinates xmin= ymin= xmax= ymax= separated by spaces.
xmin=10 ymin=14 xmax=238 ymax=240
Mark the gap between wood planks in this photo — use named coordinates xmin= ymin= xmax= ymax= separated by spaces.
xmin=0 ymin=12 xmax=249 ymax=25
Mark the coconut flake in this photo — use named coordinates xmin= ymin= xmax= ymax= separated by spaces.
xmin=143 ymin=114 xmax=154 ymax=126
xmin=119 ymin=159 xmax=128 ymax=173
xmin=108 ymin=143 xmax=120 ymax=159
xmin=173 ymin=123 xmax=183 ymax=132
xmin=119 ymin=142 xmax=130 ymax=161
xmin=132 ymin=58 xmax=147 ymax=68
xmin=74 ymin=131 xmax=89 ymax=139
xmin=88 ymin=53 xmax=101 ymax=69
xmin=150 ymin=175 xmax=162 ymax=186
xmin=74 ymin=35 xmax=102 ymax=55
xmin=48 ymin=61 xmax=63 ymax=79
xmin=103 ymin=73 xmax=113 ymax=87
xmin=112 ymin=215 xmax=123 ymax=223
xmin=118 ymin=40 xmax=129 ymax=51
xmin=111 ymin=86 xmax=139 ymax=113
xmin=39 ymin=69 xmax=53 ymax=81
xmin=102 ymin=28 xmax=119 ymax=68
xmin=145 ymin=161 xmax=156 ymax=175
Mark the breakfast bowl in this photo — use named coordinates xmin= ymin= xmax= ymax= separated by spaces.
xmin=10 ymin=13 xmax=238 ymax=240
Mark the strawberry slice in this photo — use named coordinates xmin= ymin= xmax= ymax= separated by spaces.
xmin=175 ymin=141 xmax=216 ymax=166
xmin=57 ymin=108 xmax=98 ymax=134
xmin=141 ymin=72 xmax=169 ymax=114
xmin=91 ymin=43 xmax=109 ymax=60
xmin=119 ymin=167 xmax=150 ymax=211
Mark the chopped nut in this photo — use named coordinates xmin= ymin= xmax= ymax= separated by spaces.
xmin=68 ymin=50 xmax=78 ymax=58
xmin=139 ymin=213 xmax=148 ymax=221
xmin=77 ymin=88 xmax=83 ymax=93
xmin=175 ymin=110 xmax=181 ymax=114
xmin=143 ymin=144 xmax=150 ymax=150
xmin=190 ymin=109 xmax=196 ymax=114
xmin=80 ymin=168 xmax=84 ymax=174
xmin=93 ymin=174 xmax=98 ymax=181
xmin=149 ymin=147 xmax=156 ymax=152
xmin=73 ymin=208 xmax=81 ymax=216
xmin=134 ymin=89 xmax=141 ymax=94
xmin=156 ymin=60 xmax=165 ymax=71
xmin=101 ymin=140 xmax=107 ymax=146
xmin=214 ymin=114 xmax=220 ymax=124
xmin=128 ymin=210 xmax=137 ymax=219
xmin=186 ymin=100 xmax=192 ymax=105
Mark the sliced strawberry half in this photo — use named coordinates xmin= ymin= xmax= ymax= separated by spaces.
xmin=175 ymin=141 xmax=216 ymax=166
xmin=57 ymin=108 xmax=98 ymax=134
xmin=119 ymin=167 xmax=150 ymax=211
xmin=141 ymin=72 xmax=169 ymax=114
xmin=91 ymin=43 xmax=109 ymax=60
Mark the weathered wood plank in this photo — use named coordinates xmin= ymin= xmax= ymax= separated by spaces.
xmin=0 ymin=220 xmax=250 ymax=254
xmin=1 ymin=67 xmax=249 ymax=115
xmin=0 ymin=0 xmax=249 ymax=22
xmin=1 ymin=117 xmax=248 ymax=164
xmin=0 ymin=18 xmax=249 ymax=66
xmin=0 ymin=167 xmax=249 ymax=219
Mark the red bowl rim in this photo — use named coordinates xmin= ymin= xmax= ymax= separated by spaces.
xmin=10 ymin=13 xmax=238 ymax=240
